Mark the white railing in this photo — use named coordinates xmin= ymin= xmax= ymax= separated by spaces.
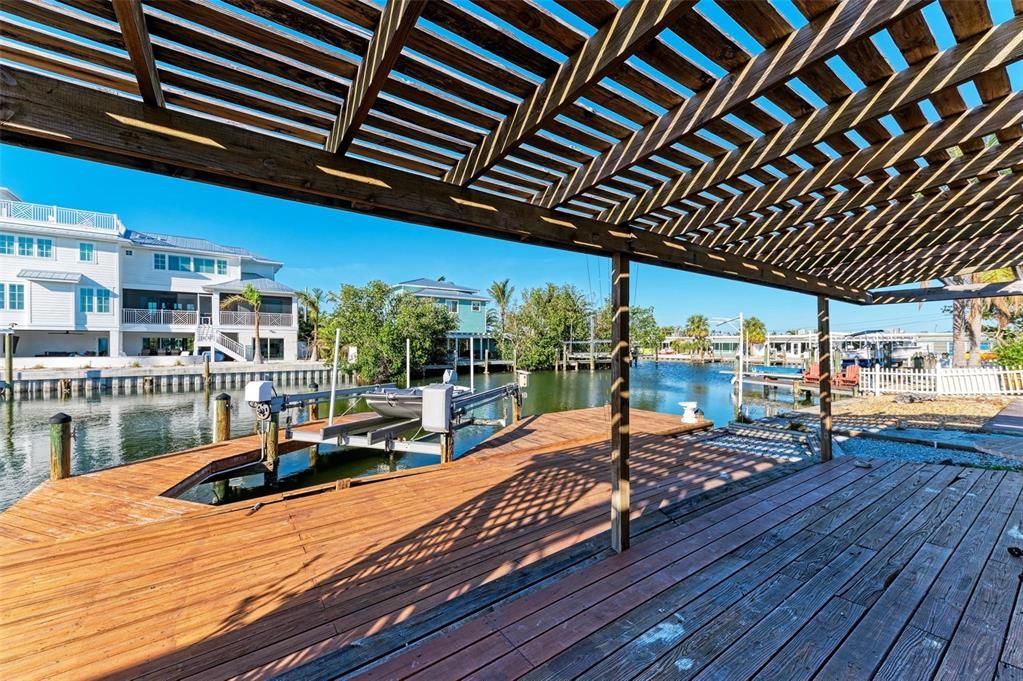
xmin=0 ymin=199 xmax=122 ymax=231
xmin=196 ymin=324 xmax=253 ymax=361
xmin=122 ymin=309 xmax=198 ymax=326
xmin=219 ymin=311 xmax=293 ymax=327
xmin=862 ymin=365 xmax=1023 ymax=396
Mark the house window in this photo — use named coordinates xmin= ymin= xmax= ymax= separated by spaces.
xmin=96 ymin=289 xmax=111 ymax=313
xmin=8 ymin=284 xmax=24 ymax=310
xmin=36 ymin=239 xmax=52 ymax=258
xmin=471 ymin=301 xmax=482 ymax=312
xmin=125 ymin=249 xmax=133 ymax=256
xmin=0 ymin=284 xmax=4 ymax=309
xmin=216 ymin=259 xmax=227 ymax=275
xmin=168 ymin=255 xmax=191 ymax=272
xmin=447 ymin=301 xmax=458 ymax=313
xmin=17 ymin=236 xmax=33 ymax=257
xmin=0 ymin=235 xmax=12 ymax=255
xmin=194 ymin=257 xmax=215 ymax=274
xmin=80 ymin=288 xmax=94 ymax=313
xmin=154 ymin=253 xmax=166 ymax=269
xmin=79 ymin=243 xmax=94 ymax=262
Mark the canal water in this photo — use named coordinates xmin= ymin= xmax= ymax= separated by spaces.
xmin=0 ymin=362 xmax=812 ymax=509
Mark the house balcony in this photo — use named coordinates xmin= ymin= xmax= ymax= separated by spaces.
xmin=217 ymin=311 xmax=294 ymax=327
xmin=0 ymin=198 xmax=123 ymax=232
xmin=120 ymin=309 xmax=294 ymax=328
xmin=121 ymin=309 xmax=198 ymax=326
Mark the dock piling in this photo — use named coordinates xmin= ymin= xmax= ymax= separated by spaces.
xmin=3 ymin=332 xmax=12 ymax=397
xmin=265 ymin=414 xmax=280 ymax=471
xmin=214 ymin=393 xmax=231 ymax=442
xmin=49 ymin=412 xmax=72 ymax=480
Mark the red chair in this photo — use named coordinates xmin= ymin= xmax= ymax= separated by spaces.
xmin=802 ymin=364 xmax=820 ymax=383
xmin=834 ymin=364 xmax=861 ymax=388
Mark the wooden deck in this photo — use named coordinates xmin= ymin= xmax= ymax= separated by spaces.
xmin=0 ymin=407 xmax=760 ymax=680
xmin=467 ymin=406 xmax=710 ymax=458
xmin=336 ymin=459 xmax=1023 ymax=681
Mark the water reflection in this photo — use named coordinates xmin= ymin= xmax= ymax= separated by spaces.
xmin=0 ymin=362 xmax=812 ymax=509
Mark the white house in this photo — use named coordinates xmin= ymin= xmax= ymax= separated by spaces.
xmin=0 ymin=189 xmax=299 ymax=362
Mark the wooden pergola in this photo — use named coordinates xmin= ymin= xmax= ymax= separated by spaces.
xmin=2 ymin=0 xmax=1021 ymax=552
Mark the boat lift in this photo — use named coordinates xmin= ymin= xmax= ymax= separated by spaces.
xmin=244 ymin=378 xmax=525 ymax=458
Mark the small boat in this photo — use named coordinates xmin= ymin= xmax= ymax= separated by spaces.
xmin=361 ymin=387 xmax=424 ymax=419
xmin=359 ymin=370 xmax=469 ymax=419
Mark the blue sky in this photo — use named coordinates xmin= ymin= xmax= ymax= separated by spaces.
xmin=0 ymin=145 xmax=953 ymax=333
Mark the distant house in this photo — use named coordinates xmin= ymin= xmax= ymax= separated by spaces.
xmin=393 ymin=278 xmax=490 ymax=357
xmin=0 ymin=189 xmax=299 ymax=361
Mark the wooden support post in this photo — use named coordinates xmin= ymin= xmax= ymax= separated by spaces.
xmin=440 ymin=431 xmax=454 ymax=464
xmin=308 ymin=381 xmax=320 ymax=468
xmin=610 ymin=252 xmax=630 ymax=553
xmin=265 ymin=413 xmax=280 ymax=471
xmin=203 ymin=356 xmax=210 ymax=387
xmin=49 ymin=412 xmax=71 ymax=480
xmin=214 ymin=393 xmax=231 ymax=442
xmin=512 ymin=392 xmax=522 ymax=423
xmin=818 ymin=296 xmax=833 ymax=463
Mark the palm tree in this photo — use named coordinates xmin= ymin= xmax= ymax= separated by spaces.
xmin=743 ymin=316 xmax=767 ymax=354
xmin=488 ymin=279 xmax=515 ymax=358
xmin=221 ymin=283 xmax=263 ymax=364
xmin=296 ymin=288 xmax=325 ymax=361
xmin=682 ymin=314 xmax=711 ymax=361
xmin=488 ymin=279 xmax=515 ymax=329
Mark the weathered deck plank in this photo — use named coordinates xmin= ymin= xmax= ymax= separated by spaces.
xmin=350 ymin=461 xmax=1023 ymax=681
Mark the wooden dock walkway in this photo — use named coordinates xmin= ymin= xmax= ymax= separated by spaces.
xmin=985 ymin=398 xmax=1023 ymax=435
xmin=329 ymin=459 xmax=1023 ymax=681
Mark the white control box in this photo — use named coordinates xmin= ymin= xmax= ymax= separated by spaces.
xmin=244 ymin=380 xmax=273 ymax=405
xmin=421 ymin=383 xmax=453 ymax=433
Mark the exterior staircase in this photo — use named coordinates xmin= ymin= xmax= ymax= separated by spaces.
xmin=196 ymin=324 xmax=253 ymax=362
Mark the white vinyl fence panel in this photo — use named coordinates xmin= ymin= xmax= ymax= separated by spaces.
xmin=862 ymin=366 xmax=1023 ymax=396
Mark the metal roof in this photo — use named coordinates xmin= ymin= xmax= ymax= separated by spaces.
xmin=407 ymin=287 xmax=488 ymax=302
xmin=124 ymin=230 xmax=281 ymax=265
xmin=17 ymin=269 xmax=83 ymax=283
xmin=203 ymin=275 xmax=294 ymax=295
xmin=396 ymin=278 xmax=479 ymax=294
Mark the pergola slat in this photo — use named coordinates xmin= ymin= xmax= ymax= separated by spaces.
xmin=605 ymin=17 xmax=1023 ymax=229
xmin=325 ymin=0 xmax=427 ymax=155
xmin=536 ymin=0 xmax=930 ymax=209
xmin=111 ymin=0 xmax=164 ymax=107
xmin=442 ymin=0 xmax=695 ymax=187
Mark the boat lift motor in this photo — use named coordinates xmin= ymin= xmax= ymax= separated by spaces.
xmin=245 ymin=380 xmax=280 ymax=422
xmin=421 ymin=383 xmax=453 ymax=433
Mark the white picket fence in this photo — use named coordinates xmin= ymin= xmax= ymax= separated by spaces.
xmin=861 ymin=365 xmax=1023 ymax=396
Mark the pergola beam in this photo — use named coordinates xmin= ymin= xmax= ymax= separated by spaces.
xmin=326 ymin=0 xmax=427 ymax=155
xmin=0 ymin=65 xmax=872 ymax=305
xmin=871 ymin=280 xmax=1023 ymax=304
xmin=442 ymin=0 xmax=694 ymax=187
xmin=111 ymin=0 xmax=163 ymax=107
xmin=537 ymin=0 xmax=931 ymax=209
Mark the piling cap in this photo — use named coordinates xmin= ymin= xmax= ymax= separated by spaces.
xmin=214 ymin=393 xmax=231 ymax=402
xmin=49 ymin=412 xmax=72 ymax=424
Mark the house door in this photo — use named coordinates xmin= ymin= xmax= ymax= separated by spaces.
xmin=97 ymin=336 xmax=109 ymax=357
xmin=199 ymin=295 xmax=213 ymax=325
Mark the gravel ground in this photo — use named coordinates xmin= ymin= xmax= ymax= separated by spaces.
xmin=829 ymin=395 xmax=1010 ymax=430
xmin=838 ymin=435 xmax=1023 ymax=471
